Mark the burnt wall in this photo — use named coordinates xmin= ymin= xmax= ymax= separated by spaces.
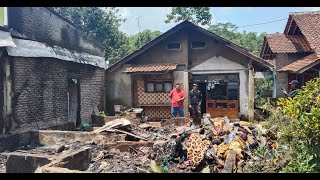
xmin=0 ymin=49 xmax=4 ymax=134
xmin=105 ymin=65 xmax=132 ymax=115
xmin=7 ymin=7 xmax=104 ymax=57
xmin=79 ymin=65 xmax=105 ymax=123
xmin=10 ymin=57 xmax=104 ymax=133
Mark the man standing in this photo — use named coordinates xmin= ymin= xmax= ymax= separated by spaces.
xmin=282 ymin=80 xmax=300 ymax=98
xmin=169 ymin=83 xmax=186 ymax=117
xmin=189 ymin=84 xmax=202 ymax=125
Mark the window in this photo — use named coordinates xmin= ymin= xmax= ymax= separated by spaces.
xmin=155 ymin=83 xmax=163 ymax=92
xmin=147 ymin=83 xmax=154 ymax=92
xmin=167 ymin=42 xmax=181 ymax=50
xmin=146 ymin=81 xmax=173 ymax=93
xmin=191 ymin=41 xmax=206 ymax=49
xmin=164 ymin=82 xmax=172 ymax=93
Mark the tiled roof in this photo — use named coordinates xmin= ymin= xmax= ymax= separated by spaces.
xmin=265 ymin=34 xmax=311 ymax=53
xmin=278 ymin=53 xmax=320 ymax=73
xmin=288 ymin=13 xmax=320 ymax=56
xmin=108 ymin=20 xmax=273 ymax=72
xmin=124 ymin=63 xmax=178 ymax=73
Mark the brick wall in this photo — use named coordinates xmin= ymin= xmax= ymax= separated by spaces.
xmin=79 ymin=65 xmax=105 ymax=123
xmin=10 ymin=57 xmax=104 ymax=133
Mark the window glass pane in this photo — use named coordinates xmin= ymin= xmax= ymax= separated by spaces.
xmin=164 ymin=82 xmax=172 ymax=92
xmin=227 ymin=81 xmax=239 ymax=100
xmin=192 ymin=41 xmax=206 ymax=49
xmin=147 ymin=83 xmax=154 ymax=92
xmin=167 ymin=42 xmax=181 ymax=50
xmin=155 ymin=83 xmax=163 ymax=92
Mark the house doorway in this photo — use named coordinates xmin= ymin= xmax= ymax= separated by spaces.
xmin=68 ymin=79 xmax=80 ymax=127
xmin=190 ymin=73 xmax=240 ymax=119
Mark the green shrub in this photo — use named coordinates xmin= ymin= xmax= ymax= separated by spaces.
xmin=277 ymin=78 xmax=320 ymax=143
xmin=276 ymin=78 xmax=320 ymax=172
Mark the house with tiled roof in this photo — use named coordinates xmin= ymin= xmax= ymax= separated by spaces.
xmin=260 ymin=11 xmax=320 ymax=98
xmin=106 ymin=20 xmax=272 ymax=120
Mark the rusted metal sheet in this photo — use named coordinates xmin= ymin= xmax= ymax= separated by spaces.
xmin=6 ymin=38 xmax=106 ymax=69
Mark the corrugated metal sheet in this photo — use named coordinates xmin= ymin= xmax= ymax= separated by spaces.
xmin=0 ymin=30 xmax=16 ymax=47
xmin=6 ymin=38 xmax=106 ymax=69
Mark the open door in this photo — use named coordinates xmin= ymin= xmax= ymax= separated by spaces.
xmin=206 ymin=74 xmax=239 ymax=119
xmin=68 ymin=79 xmax=80 ymax=127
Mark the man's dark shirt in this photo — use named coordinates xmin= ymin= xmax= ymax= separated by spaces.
xmin=288 ymin=88 xmax=298 ymax=98
xmin=189 ymin=90 xmax=202 ymax=105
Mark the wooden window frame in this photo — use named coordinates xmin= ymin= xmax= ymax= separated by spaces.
xmin=191 ymin=41 xmax=206 ymax=49
xmin=145 ymin=81 xmax=173 ymax=93
xmin=166 ymin=42 xmax=181 ymax=50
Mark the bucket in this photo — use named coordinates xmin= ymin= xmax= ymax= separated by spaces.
xmin=114 ymin=105 xmax=121 ymax=112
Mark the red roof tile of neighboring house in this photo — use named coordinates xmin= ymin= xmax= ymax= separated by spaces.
xmin=124 ymin=63 xmax=178 ymax=73
xmin=278 ymin=53 xmax=320 ymax=73
xmin=286 ymin=12 xmax=320 ymax=57
xmin=265 ymin=34 xmax=311 ymax=53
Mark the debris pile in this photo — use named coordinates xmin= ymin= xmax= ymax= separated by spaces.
xmin=82 ymin=114 xmax=281 ymax=173
xmin=0 ymin=112 xmax=282 ymax=173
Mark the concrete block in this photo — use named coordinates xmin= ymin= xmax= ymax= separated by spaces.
xmin=43 ymin=147 xmax=91 ymax=171
xmin=6 ymin=153 xmax=51 ymax=173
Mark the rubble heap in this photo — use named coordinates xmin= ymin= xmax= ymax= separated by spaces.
xmin=0 ymin=113 xmax=284 ymax=173
xmin=81 ymin=114 xmax=282 ymax=173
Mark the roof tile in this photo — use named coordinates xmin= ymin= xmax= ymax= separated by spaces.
xmin=289 ymin=13 xmax=320 ymax=57
xmin=265 ymin=34 xmax=311 ymax=53
xmin=124 ymin=63 xmax=178 ymax=73
xmin=278 ymin=53 xmax=320 ymax=73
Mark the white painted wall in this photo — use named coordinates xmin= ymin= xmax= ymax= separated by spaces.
xmin=190 ymin=56 xmax=249 ymax=116
xmin=173 ymin=71 xmax=184 ymax=87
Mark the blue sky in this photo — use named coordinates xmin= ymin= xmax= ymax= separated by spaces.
xmin=118 ymin=7 xmax=320 ymax=35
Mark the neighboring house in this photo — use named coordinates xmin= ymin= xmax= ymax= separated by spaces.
xmin=0 ymin=7 xmax=106 ymax=134
xmin=260 ymin=11 xmax=320 ymax=98
xmin=106 ymin=20 xmax=272 ymax=120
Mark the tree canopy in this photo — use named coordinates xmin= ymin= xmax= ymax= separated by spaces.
xmin=53 ymin=7 xmax=130 ymax=65
xmin=208 ymin=22 xmax=266 ymax=55
xmin=128 ymin=30 xmax=162 ymax=52
xmin=165 ymin=7 xmax=212 ymax=26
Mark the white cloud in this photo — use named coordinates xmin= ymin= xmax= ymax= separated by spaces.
xmin=118 ymin=7 xmax=172 ymax=35
xmin=303 ymin=7 xmax=320 ymax=11
xmin=119 ymin=7 xmax=132 ymax=19
xmin=217 ymin=7 xmax=254 ymax=11
xmin=220 ymin=7 xmax=233 ymax=11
